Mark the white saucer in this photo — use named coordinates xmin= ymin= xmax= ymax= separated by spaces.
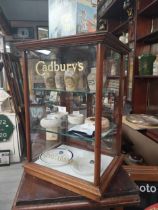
xmin=71 ymin=156 xmax=103 ymax=176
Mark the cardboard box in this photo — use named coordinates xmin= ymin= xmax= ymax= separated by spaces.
xmin=49 ymin=0 xmax=97 ymax=38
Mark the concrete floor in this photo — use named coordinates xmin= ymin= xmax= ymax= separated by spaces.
xmin=0 ymin=163 xmax=23 ymax=210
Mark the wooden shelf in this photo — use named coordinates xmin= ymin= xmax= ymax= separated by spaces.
xmin=108 ymin=75 xmax=124 ymax=79
xmin=137 ymin=30 xmax=158 ymax=44
xmin=134 ymin=75 xmax=158 ymax=79
xmin=138 ymin=0 xmax=158 ymax=17
xmin=112 ymin=19 xmax=129 ymax=36
xmin=98 ymin=0 xmax=127 ymax=19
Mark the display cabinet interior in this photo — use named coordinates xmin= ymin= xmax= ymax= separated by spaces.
xmin=16 ymin=32 xmax=129 ymax=201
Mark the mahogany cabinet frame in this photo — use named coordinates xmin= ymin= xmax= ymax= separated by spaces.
xmin=16 ymin=31 xmax=130 ymax=201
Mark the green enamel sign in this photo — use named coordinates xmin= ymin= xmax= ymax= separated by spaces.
xmin=0 ymin=114 xmax=14 ymax=142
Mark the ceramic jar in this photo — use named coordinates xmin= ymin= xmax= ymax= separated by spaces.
xmin=40 ymin=112 xmax=68 ymax=140
xmin=77 ymin=70 xmax=88 ymax=91
xmin=119 ymin=33 xmax=126 ymax=44
xmin=110 ymin=60 xmax=117 ymax=76
xmin=87 ymin=67 xmax=96 ymax=91
xmin=87 ymin=67 xmax=106 ymax=91
xmin=43 ymin=71 xmax=56 ymax=89
xmin=138 ymin=53 xmax=156 ymax=75
xmin=77 ymin=61 xmax=88 ymax=91
xmin=55 ymin=71 xmax=65 ymax=90
xmin=153 ymin=55 xmax=158 ymax=75
xmin=64 ymin=68 xmax=79 ymax=91
xmin=40 ymin=116 xmax=59 ymax=141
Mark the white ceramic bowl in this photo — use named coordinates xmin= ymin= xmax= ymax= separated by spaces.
xmin=40 ymin=112 xmax=68 ymax=129
xmin=40 ymin=117 xmax=60 ymax=129
xmin=68 ymin=114 xmax=84 ymax=125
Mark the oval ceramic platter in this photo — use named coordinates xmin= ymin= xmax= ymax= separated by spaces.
xmin=39 ymin=148 xmax=73 ymax=166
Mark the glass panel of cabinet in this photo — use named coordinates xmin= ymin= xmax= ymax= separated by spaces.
xmin=17 ymin=32 xmax=130 ymax=201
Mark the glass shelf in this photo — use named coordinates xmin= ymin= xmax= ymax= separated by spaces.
xmin=32 ymin=126 xmax=94 ymax=142
xmin=32 ymin=87 xmax=112 ymax=95
xmin=31 ymin=123 xmax=117 ymax=143
xmin=33 ymin=87 xmax=96 ymax=95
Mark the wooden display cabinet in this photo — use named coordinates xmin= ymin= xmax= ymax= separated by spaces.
xmin=16 ymin=31 xmax=129 ymax=201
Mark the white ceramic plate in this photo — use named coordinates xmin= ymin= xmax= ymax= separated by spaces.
xmin=126 ymin=114 xmax=158 ymax=126
xmin=39 ymin=148 xmax=73 ymax=166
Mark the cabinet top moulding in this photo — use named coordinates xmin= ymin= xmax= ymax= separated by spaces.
xmin=15 ymin=31 xmax=130 ymax=54
xmin=138 ymin=0 xmax=158 ymax=17
xmin=97 ymin=0 xmax=127 ymax=19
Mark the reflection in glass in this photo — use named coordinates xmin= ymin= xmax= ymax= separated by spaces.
xmin=102 ymin=49 xmax=122 ymax=154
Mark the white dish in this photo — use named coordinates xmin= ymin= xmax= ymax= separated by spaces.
xmin=39 ymin=148 xmax=73 ymax=166
xmin=71 ymin=156 xmax=103 ymax=176
xmin=126 ymin=114 xmax=158 ymax=126
xmin=40 ymin=116 xmax=60 ymax=128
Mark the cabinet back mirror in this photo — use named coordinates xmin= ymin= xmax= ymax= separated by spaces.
xmin=27 ymin=45 xmax=122 ymax=158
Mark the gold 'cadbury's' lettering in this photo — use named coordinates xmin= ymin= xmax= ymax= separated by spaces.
xmin=35 ymin=61 xmax=84 ymax=76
